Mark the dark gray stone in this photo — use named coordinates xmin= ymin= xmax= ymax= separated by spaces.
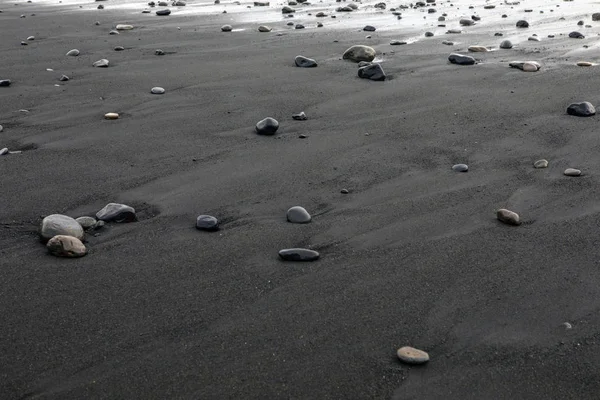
xmin=500 ymin=40 xmax=513 ymax=49
xmin=96 ymin=203 xmax=137 ymax=222
xmin=292 ymin=111 xmax=307 ymax=120
xmin=448 ymin=53 xmax=475 ymax=65
xmin=156 ymin=8 xmax=171 ymax=15
xmin=516 ymin=20 xmax=529 ymax=28
xmin=287 ymin=206 xmax=311 ymax=223
xmin=358 ymin=63 xmax=386 ymax=81
xmin=0 ymin=80 xmax=11 ymax=87
xmin=452 ymin=164 xmax=468 ymax=172
xmin=567 ymin=102 xmax=595 ymax=117
xmin=363 ymin=25 xmax=376 ymax=31
xmin=569 ymin=31 xmax=584 ymax=39
xmin=255 ymin=117 xmax=279 ymax=135
xmin=196 ymin=215 xmax=219 ymax=231
xmin=295 ymin=55 xmax=317 ymax=67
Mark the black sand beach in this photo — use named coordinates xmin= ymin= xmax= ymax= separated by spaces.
xmin=2 ymin=0 xmax=600 ymax=398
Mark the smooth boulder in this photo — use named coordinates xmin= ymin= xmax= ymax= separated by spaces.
xmin=196 ymin=215 xmax=219 ymax=231
xmin=567 ymin=102 xmax=595 ymax=117
xmin=47 ymin=235 xmax=87 ymax=258
xmin=342 ymin=45 xmax=376 ymax=63
xmin=255 ymin=117 xmax=279 ymax=135
xmin=448 ymin=53 xmax=475 ymax=65
xmin=96 ymin=203 xmax=137 ymax=222
xmin=497 ymin=209 xmax=521 ymax=226
xmin=295 ymin=55 xmax=317 ymax=68
xmin=40 ymin=214 xmax=85 ymax=241
xmin=287 ymin=206 xmax=311 ymax=223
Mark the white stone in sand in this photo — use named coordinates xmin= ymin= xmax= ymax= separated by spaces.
xmin=66 ymin=49 xmax=80 ymax=56
xmin=40 ymin=214 xmax=85 ymax=241
xmin=151 ymin=87 xmax=165 ymax=94
xmin=533 ymin=159 xmax=548 ymax=169
xmin=93 ymin=59 xmax=109 ymax=67
xmin=116 ymin=24 xmax=134 ymax=30
xmin=397 ymin=346 xmax=429 ymax=364
xmin=564 ymin=168 xmax=581 ymax=177
xmin=104 ymin=112 xmax=119 ymax=119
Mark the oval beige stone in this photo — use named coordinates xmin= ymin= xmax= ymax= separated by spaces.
xmin=116 ymin=24 xmax=134 ymax=30
xmin=104 ymin=112 xmax=119 ymax=120
xmin=468 ymin=45 xmax=490 ymax=52
xmin=397 ymin=346 xmax=429 ymax=364
xmin=523 ymin=62 xmax=540 ymax=72
xmin=497 ymin=209 xmax=521 ymax=226
xmin=533 ymin=159 xmax=548 ymax=169
xmin=564 ymin=168 xmax=581 ymax=177
xmin=47 ymin=235 xmax=87 ymax=257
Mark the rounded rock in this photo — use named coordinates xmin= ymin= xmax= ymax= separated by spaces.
xmin=96 ymin=203 xmax=137 ymax=222
xmin=47 ymin=235 xmax=87 ymax=258
xmin=258 ymin=25 xmax=272 ymax=32
xmin=221 ymin=24 xmax=232 ymax=32
xmin=255 ymin=117 xmax=279 ymax=135
xmin=564 ymin=168 xmax=581 ymax=177
xmin=287 ymin=206 xmax=311 ymax=223
xmin=76 ymin=216 xmax=98 ymax=230
xmin=499 ymin=40 xmax=513 ymax=49
xmin=40 ymin=214 xmax=85 ymax=241
xmin=533 ymin=159 xmax=548 ymax=169
xmin=397 ymin=346 xmax=429 ymax=365
xmin=452 ymin=163 xmax=468 ymax=172
xmin=66 ymin=49 xmax=80 ymax=56
xmin=342 ymin=45 xmax=376 ymax=63
xmin=497 ymin=209 xmax=521 ymax=226
xmin=104 ymin=112 xmax=119 ymax=119
xmin=93 ymin=59 xmax=109 ymax=67
xmin=151 ymin=86 xmax=165 ymax=94
xmin=295 ymin=55 xmax=317 ymax=68
xmin=196 ymin=215 xmax=219 ymax=231
xmin=279 ymin=248 xmax=320 ymax=261
xmin=567 ymin=102 xmax=595 ymax=117
xmin=156 ymin=8 xmax=171 ymax=15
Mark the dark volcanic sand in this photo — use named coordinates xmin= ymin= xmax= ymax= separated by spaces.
xmin=2 ymin=1 xmax=600 ymax=399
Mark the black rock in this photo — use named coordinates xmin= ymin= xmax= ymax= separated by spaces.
xmin=452 ymin=163 xmax=469 ymax=172
xmin=156 ymin=8 xmax=171 ymax=15
xmin=255 ymin=117 xmax=279 ymax=135
xmin=516 ymin=20 xmax=529 ymax=28
xmin=59 ymin=75 xmax=69 ymax=81
xmin=363 ymin=25 xmax=376 ymax=31
xmin=295 ymin=55 xmax=317 ymax=67
xmin=195 ymin=215 xmax=219 ymax=231
xmin=358 ymin=63 xmax=386 ymax=81
xmin=569 ymin=31 xmax=584 ymax=39
xmin=279 ymin=248 xmax=320 ymax=261
xmin=567 ymin=102 xmax=596 ymax=117
xmin=96 ymin=203 xmax=137 ymax=222
xmin=0 ymin=80 xmax=11 ymax=87
xmin=448 ymin=53 xmax=475 ymax=65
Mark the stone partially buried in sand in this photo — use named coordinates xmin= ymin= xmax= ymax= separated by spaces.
xmin=93 ymin=59 xmax=109 ymax=67
xmin=151 ymin=86 xmax=165 ymax=94
xmin=509 ymin=61 xmax=540 ymax=72
xmin=40 ymin=214 xmax=85 ymax=241
xmin=567 ymin=102 xmax=595 ymax=117
xmin=564 ymin=168 xmax=582 ymax=177
xmin=156 ymin=8 xmax=171 ymax=15
xmin=66 ymin=49 xmax=80 ymax=56
xmin=258 ymin=25 xmax=272 ymax=32
xmin=96 ymin=203 xmax=137 ymax=222
xmin=397 ymin=346 xmax=429 ymax=364
xmin=358 ymin=63 xmax=386 ymax=81
xmin=47 ymin=235 xmax=87 ymax=258
xmin=196 ymin=215 xmax=219 ymax=231
xmin=279 ymin=248 xmax=320 ymax=261
xmin=116 ymin=24 xmax=133 ymax=30
xmin=343 ymin=45 xmax=376 ymax=63
xmin=468 ymin=45 xmax=490 ymax=52
xmin=533 ymin=159 xmax=548 ymax=169
xmin=221 ymin=24 xmax=232 ymax=32
xmin=255 ymin=117 xmax=279 ymax=135
xmin=448 ymin=53 xmax=475 ymax=65
xmin=497 ymin=209 xmax=521 ymax=226
xmin=577 ymin=61 xmax=593 ymax=67
xmin=452 ymin=163 xmax=468 ymax=172
xmin=104 ymin=112 xmax=119 ymax=119
xmin=295 ymin=55 xmax=317 ymax=68
xmin=499 ymin=40 xmax=513 ymax=49
xmin=287 ymin=206 xmax=311 ymax=223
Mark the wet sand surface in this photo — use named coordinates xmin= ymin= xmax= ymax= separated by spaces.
xmin=2 ymin=0 xmax=600 ymax=398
